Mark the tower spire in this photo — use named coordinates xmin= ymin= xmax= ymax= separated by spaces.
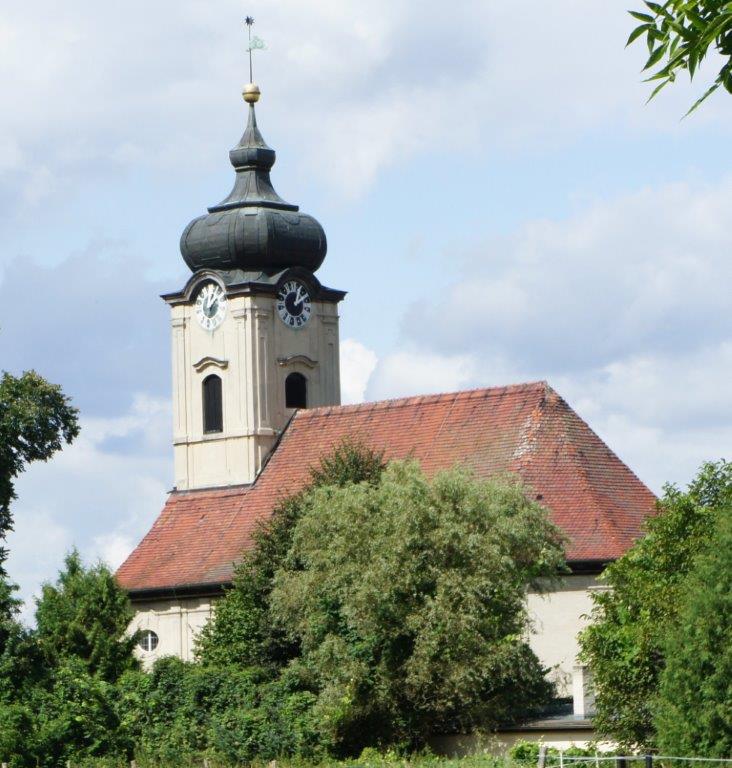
xmin=178 ymin=16 xmax=327 ymax=275
xmin=243 ymin=15 xmax=265 ymax=105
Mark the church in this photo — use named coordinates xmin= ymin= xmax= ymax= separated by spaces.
xmin=117 ymin=76 xmax=656 ymax=748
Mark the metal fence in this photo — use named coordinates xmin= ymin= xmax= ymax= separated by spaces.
xmin=539 ymin=752 xmax=732 ymax=768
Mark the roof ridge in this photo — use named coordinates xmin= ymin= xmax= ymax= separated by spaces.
xmin=296 ymin=380 xmax=549 ymax=419
xmin=118 ymin=379 xmax=657 ymax=592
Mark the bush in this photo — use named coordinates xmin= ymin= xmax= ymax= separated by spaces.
xmin=116 ymin=657 xmax=328 ymax=764
xmin=208 ymin=675 xmax=324 ymax=762
xmin=28 ymin=658 xmax=130 ymax=768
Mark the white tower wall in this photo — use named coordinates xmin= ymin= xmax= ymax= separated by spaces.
xmin=168 ymin=275 xmax=341 ymax=490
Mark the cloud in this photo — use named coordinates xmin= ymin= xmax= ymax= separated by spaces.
xmin=7 ymin=395 xmax=171 ymax=619
xmin=92 ymin=533 xmax=137 ymax=573
xmin=1 ymin=0 xmax=730 ymax=623
xmin=0 ymin=137 xmax=23 ymax=174
xmin=404 ymin=177 xmax=732 ymax=374
xmin=362 ymin=177 xmax=732 ymax=494
xmin=340 ymin=338 xmax=378 ymax=404
xmin=367 ymin=342 xmax=732 ymax=495
xmin=1 ymin=0 xmax=731 ymax=209
xmin=366 ymin=348 xmax=479 ymax=402
xmin=559 ymin=344 xmax=732 ymax=433
xmin=0 ymin=244 xmax=175 ymax=417
xmin=7 ymin=509 xmax=73 ymax=624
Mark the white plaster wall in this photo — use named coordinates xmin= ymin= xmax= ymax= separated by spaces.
xmin=527 ymin=574 xmax=603 ymax=696
xmin=130 ymin=597 xmax=214 ymax=668
xmin=170 ymin=279 xmax=341 ymax=491
xmin=130 ymin=575 xmax=602 ymax=684
xmin=430 ymin=729 xmax=601 ymax=756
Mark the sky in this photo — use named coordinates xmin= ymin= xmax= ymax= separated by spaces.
xmin=1 ymin=1 xmax=731 ymax=618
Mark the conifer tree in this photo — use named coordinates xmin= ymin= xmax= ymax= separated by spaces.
xmin=654 ymin=510 xmax=732 ymax=756
xmin=35 ymin=550 xmax=137 ymax=683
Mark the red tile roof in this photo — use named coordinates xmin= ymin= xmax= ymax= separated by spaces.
xmin=117 ymin=382 xmax=656 ymax=594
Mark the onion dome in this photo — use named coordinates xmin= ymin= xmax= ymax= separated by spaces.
xmin=180 ymin=86 xmax=327 ymax=274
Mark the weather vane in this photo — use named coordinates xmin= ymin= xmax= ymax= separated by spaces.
xmin=244 ymin=15 xmax=266 ymax=85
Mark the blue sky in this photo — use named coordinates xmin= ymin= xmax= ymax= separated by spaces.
xmin=2 ymin=0 xmax=731 ymax=615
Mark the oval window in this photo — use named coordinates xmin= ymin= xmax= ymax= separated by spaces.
xmin=138 ymin=629 xmax=159 ymax=653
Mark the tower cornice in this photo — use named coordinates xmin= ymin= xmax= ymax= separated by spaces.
xmin=162 ymin=267 xmax=346 ymax=306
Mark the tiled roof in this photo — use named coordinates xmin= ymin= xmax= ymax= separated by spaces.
xmin=117 ymin=382 xmax=656 ymax=593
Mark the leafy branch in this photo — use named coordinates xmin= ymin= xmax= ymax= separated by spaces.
xmin=627 ymin=0 xmax=732 ymax=114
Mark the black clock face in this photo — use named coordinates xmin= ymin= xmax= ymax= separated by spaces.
xmin=277 ymin=280 xmax=312 ymax=328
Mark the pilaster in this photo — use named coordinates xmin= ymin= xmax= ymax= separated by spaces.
xmin=168 ymin=276 xmax=342 ymax=490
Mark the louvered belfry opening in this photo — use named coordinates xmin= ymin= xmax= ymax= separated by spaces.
xmin=202 ymin=374 xmax=223 ymax=433
xmin=285 ymin=372 xmax=307 ymax=409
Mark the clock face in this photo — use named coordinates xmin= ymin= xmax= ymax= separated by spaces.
xmin=277 ymin=280 xmax=312 ymax=328
xmin=195 ymin=282 xmax=227 ymax=331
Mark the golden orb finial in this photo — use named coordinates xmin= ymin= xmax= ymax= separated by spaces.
xmin=243 ymin=82 xmax=261 ymax=103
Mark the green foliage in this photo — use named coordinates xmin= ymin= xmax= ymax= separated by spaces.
xmin=27 ymin=658 xmax=130 ymax=768
xmin=0 ymin=620 xmax=45 ymax=703
xmin=198 ymin=442 xmax=564 ymax=758
xmin=196 ymin=438 xmax=385 ymax=670
xmin=0 ymin=553 xmax=138 ymax=768
xmin=579 ymin=460 xmax=732 ymax=749
xmin=309 ymin=437 xmax=385 ymax=489
xmin=194 ymin=492 xmax=305 ymax=671
xmin=0 ymin=438 xmax=568 ymax=765
xmin=654 ymin=507 xmax=732 ymax=756
xmin=509 ymin=740 xmax=617 ymax=764
xmin=0 ymin=370 xmax=78 ymax=637
xmin=0 ymin=370 xmax=80 ymax=768
xmin=0 ymin=371 xmax=79 ymax=552
xmin=35 ymin=550 xmax=138 ymax=683
xmin=188 ymin=440 xmax=389 ymax=760
xmin=272 ymin=461 xmax=567 ymax=752
xmin=0 ymin=660 xmax=130 ymax=768
xmin=0 ymin=703 xmax=33 ymax=768
xmin=627 ymin=0 xmax=732 ymax=113
xmin=115 ymin=657 xmax=326 ymax=764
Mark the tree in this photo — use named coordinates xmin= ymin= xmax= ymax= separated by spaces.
xmin=35 ymin=550 xmax=138 ymax=683
xmin=628 ymin=1 xmax=732 ymax=113
xmin=0 ymin=553 xmax=137 ymax=767
xmin=579 ymin=460 xmax=732 ymax=750
xmin=0 ymin=371 xmax=79 ymax=632
xmin=195 ymin=438 xmax=385 ymax=670
xmin=654 ymin=508 xmax=732 ymax=757
xmin=271 ymin=461 xmax=567 ymax=753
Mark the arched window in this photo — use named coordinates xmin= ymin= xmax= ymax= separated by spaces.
xmin=202 ymin=374 xmax=223 ymax=433
xmin=285 ymin=372 xmax=307 ymax=409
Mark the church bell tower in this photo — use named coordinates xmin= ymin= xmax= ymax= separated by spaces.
xmin=163 ymin=79 xmax=345 ymax=491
